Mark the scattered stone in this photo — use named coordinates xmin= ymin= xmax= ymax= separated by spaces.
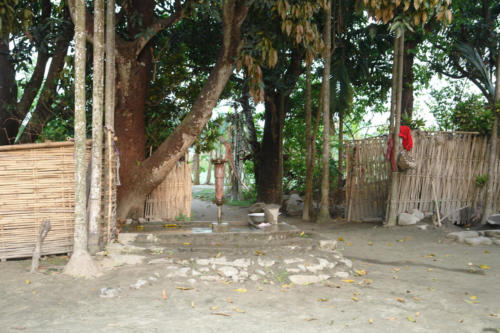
xmin=257 ymin=258 xmax=275 ymax=267
xmin=285 ymin=194 xmax=304 ymax=216
xmin=148 ymin=258 xmax=173 ymax=265
xmin=125 ymin=219 xmax=133 ymax=225
xmin=138 ymin=218 xmax=146 ymax=223
xmin=187 ymin=279 xmax=197 ymax=284
xmin=410 ymin=208 xmax=425 ymax=220
xmin=297 ymin=264 xmax=307 ymax=272
xmin=100 ymin=287 xmax=119 ymax=298
xmin=289 ymin=274 xmax=329 ymax=285
xmin=166 ymin=267 xmax=190 ymax=278
xmin=284 ymin=258 xmax=304 ymax=265
xmin=416 ymin=225 xmax=428 ymax=230
xmin=484 ymin=230 xmax=500 ymax=239
xmin=130 ymin=279 xmax=148 ymax=289
xmin=319 ymin=240 xmax=338 ymax=251
xmin=249 ymin=202 xmax=267 ymax=213
xmin=199 ymin=267 xmax=210 ymax=273
xmin=217 ymin=266 xmax=239 ymax=278
xmin=464 ymin=237 xmax=492 ymax=246
xmin=148 ymin=276 xmax=158 ymax=281
xmin=493 ymin=239 xmax=500 ymax=246
xmin=192 ymin=270 xmax=201 ymax=276
xmin=398 ymin=213 xmax=420 ymax=226
xmin=333 ymin=271 xmax=349 ymax=279
xmin=196 ymin=259 xmax=211 ymax=266
xmin=250 ymin=274 xmax=260 ymax=281
xmin=447 ymin=231 xmax=479 ymax=243
xmin=200 ymin=276 xmax=220 ymax=282
xmin=339 ymin=258 xmax=353 ymax=269
xmin=286 ymin=268 xmax=301 ymax=273
xmin=255 ymin=269 xmax=266 ymax=276
xmin=231 ymin=258 xmax=251 ymax=268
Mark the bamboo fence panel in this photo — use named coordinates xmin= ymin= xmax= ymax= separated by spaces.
xmin=144 ymin=161 xmax=192 ymax=221
xmin=345 ymin=136 xmax=390 ymax=221
xmin=346 ymin=131 xmax=500 ymax=222
xmin=0 ymin=141 xmax=117 ymax=260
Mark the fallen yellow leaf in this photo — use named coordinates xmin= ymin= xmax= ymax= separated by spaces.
xmin=191 ymin=301 xmax=195 ymax=308
xmin=25 ymin=280 xmax=31 ymax=284
xmin=346 ymin=242 xmax=352 ymax=246
xmin=392 ymin=267 xmax=400 ymax=272
xmin=470 ymin=296 xmax=477 ymax=300
xmin=212 ymin=312 xmax=230 ymax=317
xmin=210 ymin=305 xmax=219 ymax=311
xmin=215 ymin=252 xmax=222 ymax=258
xmin=369 ymin=318 xmax=374 ymax=324
xmin=396 ymin=298 xmax=405 ymax=303
xmin=355 ymin=269 xmax=367 ymax=276
xmin=176 ymin=286 xmax=193 ymax=291
xmin=341 ymin=279 xmax=355 ymax=283
xmin=317 ymin=298 xmax=329 ymax=302
xmin=305 ymin=317 xmax=317 ymax=321
xmin=162 ymin=290 xmax=167 ymax=300
xmin=352 ymin=296 xmax=359 ymax=302
xmin=183 ymin=242 xmax=191 ymax=245
xmin=386 ymin=317 xmax=396 ymax=321
xmin=255 ymin=250 xmax=265 ymax=256
xmin=368 ymin=241 xmax=373 ymax=246
xmin=233 ymin=288 xmax=248 ymax=293
xmin=479 ymin=264 xmax=490 ymax=269
xmin=233 ymin=306 xmax=245 ymax=313
xmin=227 ymin=297 xmax=232 ymax=303
xmin=338 ymin=237 xmax=344 ymax=241
xmin=407 ymin=316 xmax=416 ymax=323
xmin=136 ymin=225 xmax=144 ymax=230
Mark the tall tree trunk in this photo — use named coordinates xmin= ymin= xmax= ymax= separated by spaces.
xmin=205 ymin=151 xmax=213 ymax=184
xmin=303 ymin=61 xmax=313 ymax=221
xmin=240 ymin=86 xmax=260 ymax=189
xmin=0 ymin=37 xmax=17 ymax=145
xmin=401 ymin=37 xmax=417 ymax=120
xmin=192 ymin=152 xmax=200 ymax=185
xmin=481 ymin=47 xmax=500 ymax=224
xmin=257 ymin=90 xmax=283 ymax=203
xmin=386 ymin=30 xmax=405 ymax=226
xmin=88 ymin=0 xmax=105 ymax=254
xmin=116 ymin=0 xmax=248 ymax=218
xmin=63 ymin=0 xmax=101 ymax=278
xmin=104 ymin=0 xmax=116 ymax=241
xmin=337 ymin=111 xmax=343 ymax=189
xmin=317 ymin=1 xmax=332 ymax=223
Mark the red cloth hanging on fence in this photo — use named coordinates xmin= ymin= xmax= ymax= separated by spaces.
xmin=399 ymin=125 xmax=413 ymax=151
xmin=386 ymin=126 xmax=413 ymax=172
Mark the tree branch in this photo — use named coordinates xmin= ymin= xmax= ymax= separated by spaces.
xmin=134 ymin=0 xmax=190 ymax=57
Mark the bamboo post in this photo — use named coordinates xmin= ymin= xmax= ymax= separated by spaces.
xmin=106 ymin=128 xmax=113 ymax=243
xmin=432 ymin=180 xmax=442 ymax=227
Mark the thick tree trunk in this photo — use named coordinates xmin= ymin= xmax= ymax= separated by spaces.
xmin=240 ymin=86 xmax=260 ymax=189
xmin=88 ymin=0 xmax=105 ymax=254
xmin=192 ymin=152 xmax=200 ymax=185
xmin=0 ymin=37 xmax=17 ymax=145
xmin=302 ymin=61 xmax=313 ymax=221
xmin=317 ymin=1 xmax=332 ymax=223
xmin=481 ymin=47 xmax=500 ymax=224
xmin=63 ymin=0 xmax=101 ymax=278
xmin=257 ymin=91 xmax=282 ymax=203
xmin=116 ymin=0 xmax=248 ymax=219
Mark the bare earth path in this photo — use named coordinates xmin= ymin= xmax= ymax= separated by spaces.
xmin=1 ymin=196 xmax=499 ymax=332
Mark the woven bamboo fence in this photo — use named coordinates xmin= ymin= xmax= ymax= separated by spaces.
xmin=144 ymin=161 xmax=192 ymax=221
xmin=345 ymin=136 xmax=391 ymax=221
xmin=0 ymin=140 xmax=117 ymax=260
xmin=346 ymin=131 xmax=500 ymax=222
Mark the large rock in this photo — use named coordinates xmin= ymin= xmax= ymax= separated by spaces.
xmin=249 ymin=202 xmax=267 ymax=213
xmin=319 ymin=240 xmax=338 ymax=251
xmin=285 ymin=194 xmax=304 ymax=216
xmin=410 ymin=208 xmax=424 ymax=220
xmin=398 ymin=213 xmax=419 ymax=226
xmin=464 ymin=237 xmax=492 ymax=246
xmin=217 ymin=266 xmax=239 ymax=278
xmin=446 ymin=231 xmax=479 ymax=243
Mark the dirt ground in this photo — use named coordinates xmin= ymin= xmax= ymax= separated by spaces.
xmin=1 ymin=190 xmax=499 ymax=332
